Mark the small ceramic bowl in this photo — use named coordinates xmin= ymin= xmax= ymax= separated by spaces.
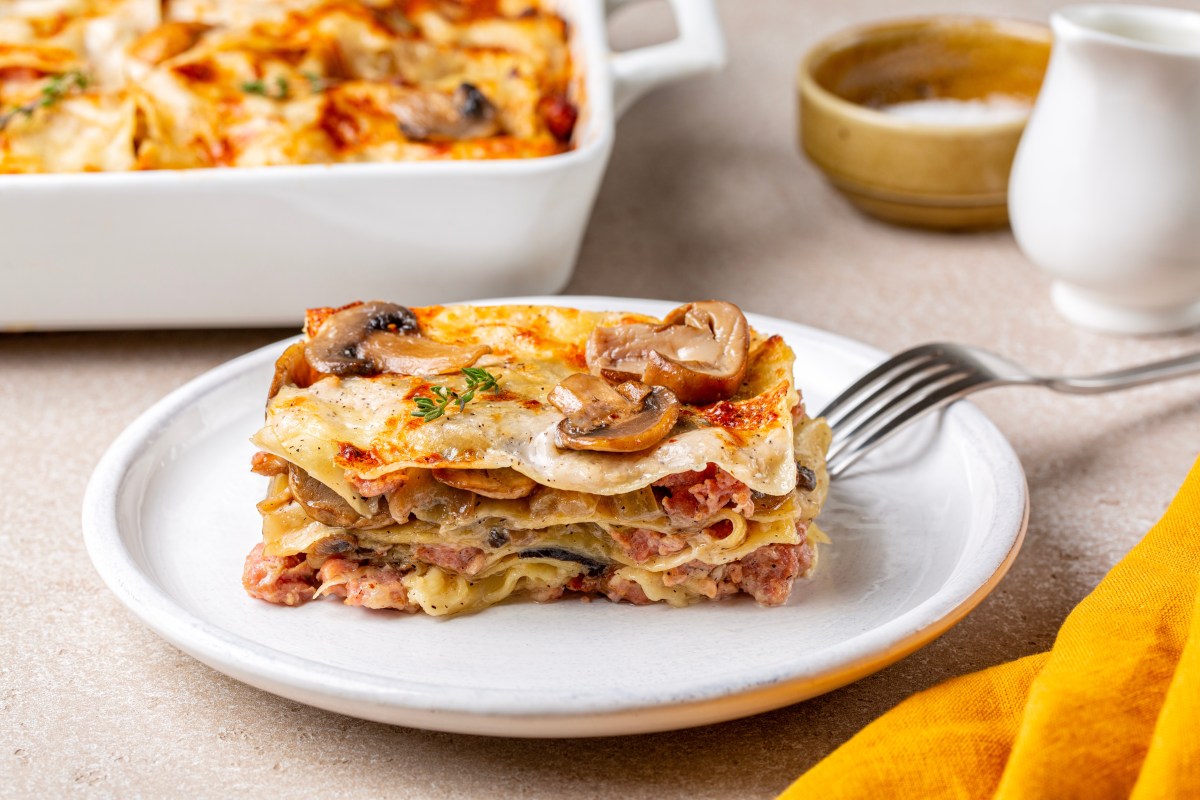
xmin=798 ymin=16 xmax=1051 ymax=230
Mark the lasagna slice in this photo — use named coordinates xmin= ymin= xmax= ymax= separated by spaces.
xmin=243 ymin=301 xmax=831 ymax=615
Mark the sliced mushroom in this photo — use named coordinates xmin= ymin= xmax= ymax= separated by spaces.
xmin=358 ymin=334 xmax=490 ymax=376
xmin=586 ymin=301 xmax=750 ymax=405
xmin=431 ymin=467 xmax=537 ymax=499
xmin=312 ymin=534 xmax=357 ymax=557
xmin=796 ymin=464 xmax=817 ymax=492
xmin=304 ymin=301 xmax=489 ymax=376
xmin=518 ymin=547 xmax=607 ymax=577
xmin=386 ymin=469 xmax=478 ymax=524
xmin=548 ymin=372 xmax=644 ymax=431
xmin=287 ymin=465 xmax=390 ymax=529
xmin=487 ymin=527 xmax=510 ymax=548
xmin=305 ymin=301 xmax=415 ymax=374
xmin=548 ymin=373 xmax=680 ymax=453
xmin=392 ymin=82 xmax=500 ymax=141
xmin=750 ymin=490 xmax=791 ymax=512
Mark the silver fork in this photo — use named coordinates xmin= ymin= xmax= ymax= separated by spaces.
xmin=819 ymin=343 xmax=1200 ymax=478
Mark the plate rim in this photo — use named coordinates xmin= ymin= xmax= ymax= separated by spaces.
xmin=82 ymin=295 xmax=1029 ymax=736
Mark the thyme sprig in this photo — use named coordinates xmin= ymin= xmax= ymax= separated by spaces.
xmin=302 ymin=71 xmax=328 ymax=93
xmin=412 ymin=367 xmax=500 ymax=422
xmin=242 ymin=73 xmax=332 ymax=100
xmin=0 ymin=70 xmax=90 ymax=132
xmin=241 ymin=76 xmax=291 ymax=100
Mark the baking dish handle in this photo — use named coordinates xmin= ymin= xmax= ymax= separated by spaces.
xmin=606 ymin=0 xmax=727 ymax=118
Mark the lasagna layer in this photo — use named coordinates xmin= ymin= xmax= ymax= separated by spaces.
xmin=254 ymin=308 xmax=804 ymax=512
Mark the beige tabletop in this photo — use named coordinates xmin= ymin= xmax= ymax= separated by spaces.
xmin=4 ymin=1 xmax=1200 ymax=797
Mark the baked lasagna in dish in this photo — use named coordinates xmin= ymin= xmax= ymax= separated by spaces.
xmin=243 ymin=301 xmax=831 ymax=615
xmin=0 ymin=0 xmax=576 ymax=173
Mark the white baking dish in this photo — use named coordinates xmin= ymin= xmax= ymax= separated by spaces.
xmin=0 ymin=0 xmax=724 ymax=330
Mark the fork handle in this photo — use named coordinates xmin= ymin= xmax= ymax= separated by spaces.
xmin=1044 ymin=351 xmax=1200 ymax=394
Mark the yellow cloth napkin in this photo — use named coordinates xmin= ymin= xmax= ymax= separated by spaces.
xmin=780 ymin=457 xmax=1200 ymax=800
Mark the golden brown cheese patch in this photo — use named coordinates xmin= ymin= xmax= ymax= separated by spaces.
xmin=693 ymin=382 xmax=789 ymax=433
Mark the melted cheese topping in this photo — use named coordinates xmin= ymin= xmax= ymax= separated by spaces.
xmin=0 ymin=0 xmax=574 ymax=173
xmin=254 ymin=305 xmax=803 ymax=505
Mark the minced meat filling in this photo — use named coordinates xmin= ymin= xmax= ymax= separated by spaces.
xmin=244 ymin=459 xmax=812 ymax=612
xmin=653 ymin=464 xmax=755 ymax=525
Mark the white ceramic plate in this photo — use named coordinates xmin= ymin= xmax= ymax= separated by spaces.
xmin=82 ymin=296 xmax=1028 ymax=737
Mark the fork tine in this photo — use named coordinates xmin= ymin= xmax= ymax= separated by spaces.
xmin=818 ymin=344 xmax=948 ymax=423
xmin=827 ymin=373 xmax=990 ymax=477
xmin=826 ymin=365 xmax=977 ymax=463
xmin=828 ymin=359 xmax=965 ymax=435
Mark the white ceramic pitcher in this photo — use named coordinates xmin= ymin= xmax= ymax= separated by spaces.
xmin=1009 ymin=5 xmax=1200 ymax=334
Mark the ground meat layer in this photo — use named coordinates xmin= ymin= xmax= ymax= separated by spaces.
xmin=575 ymin=542 xmax=812 ymax=607
xmin=317 ymin=558 xmax=418 ymax=611
xmin=243 ymin=537 xmax=813 ymax=612
xmin=242 ymin=543 xmax=317 ymax=606
xmin=653 ymin=464 xmax=755 ymax=524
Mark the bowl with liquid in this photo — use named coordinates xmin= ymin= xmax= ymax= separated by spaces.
xmin=798 ymin=16 xmax=1051 ymax=229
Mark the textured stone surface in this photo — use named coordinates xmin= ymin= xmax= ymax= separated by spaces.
xmin=3 ymin=1 xmax=1199 ymax=797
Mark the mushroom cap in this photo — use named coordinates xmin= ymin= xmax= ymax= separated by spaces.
xmin=548 ymin=372 xmax=647 ymax=432
xmin=393 ymin=82 xmax=500 ymax=141
xmin=548 ymin=373 xmax=680 ymax=453
xmin=305 ymin=301 xmax=489 ymax=377
xmin=586 ymin=301 xmax=750 ymax=405
xmin=358 ymin=334 xmax=490 ymax=376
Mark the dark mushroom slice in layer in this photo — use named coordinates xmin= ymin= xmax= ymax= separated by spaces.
xmin=312 ymin=534 xmax=358 ymax=557
xmin=586 ymin=301 xmax=750 ymax=405
xmin=517 ymin=547 xmax=607 ymax=578
xmin=287 ymin=465 xmax=391 ymax=529
xmin=796 ymin=464 xmax=818 ymax=492
xmin=750 ymin=490 xmax=792 ymax=513
xmin=304 ymin=301 xmax=489 ymax=376
xmin=431 ymin=467 xmax=537 ymax=500
xmin=548 ymin=373 xmax=680 ymax=453
xmin=487 ymin=527 xmax=510 ymax=548
xmin=392 ymin=82 xmax=500 ymax=141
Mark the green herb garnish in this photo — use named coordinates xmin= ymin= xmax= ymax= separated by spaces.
xmin=241 ymin=76 xmax=291 ymax=100
xmin=412 ymin=367 xmax=501 ymax=422
xmin=302 ymin=71 xmax=327 ymax=93
xmin=461 ymin=366 xmax=500 ymax=397
xmin=0 ymin=70 xmax=90 ymax=132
